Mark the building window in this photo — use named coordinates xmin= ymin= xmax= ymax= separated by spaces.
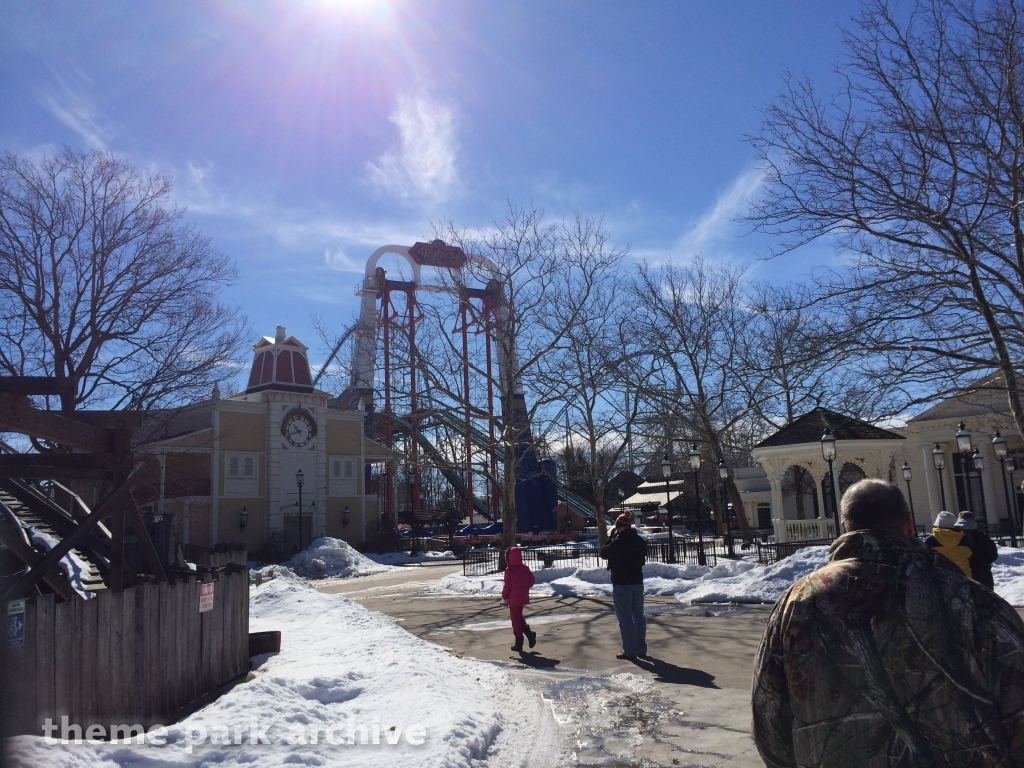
xmin=330 ymin=456 xmax=357 ymax=496
xmin=224 ymin=452 xmax=258 ymax=497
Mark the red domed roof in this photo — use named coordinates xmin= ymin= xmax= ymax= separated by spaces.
xmin=245 ymin=326 xmax=314 ymax=394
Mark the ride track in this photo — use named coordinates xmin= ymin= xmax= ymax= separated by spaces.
xmin=331 ymin=242 xmax=599 ymax=533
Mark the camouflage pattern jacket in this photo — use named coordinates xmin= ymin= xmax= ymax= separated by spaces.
xmin=752 ymin=529 xmax=1024 ymax=768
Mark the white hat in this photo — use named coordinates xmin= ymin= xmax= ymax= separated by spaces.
xmin=934 ymin=511 xmax=957 ymax=529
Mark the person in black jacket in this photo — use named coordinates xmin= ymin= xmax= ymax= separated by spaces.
xmin=600 ymin=512 xmax=647 ymax=659
xmin=955 ymin=511 xmax=999 ymax=589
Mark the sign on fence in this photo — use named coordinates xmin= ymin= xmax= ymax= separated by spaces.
xmin=7 ymin=599 xmax=25 ymax=648
xmin=199 ymin=582 xmax=214 ymax=612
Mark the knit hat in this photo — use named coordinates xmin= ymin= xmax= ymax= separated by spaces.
xmin=954 ymin=511 xmax=978 ymax=531
xmin=933 ymin=511 xmax=957 ymax=529
xmin=615 ymin=512 xmax=633 ymax=527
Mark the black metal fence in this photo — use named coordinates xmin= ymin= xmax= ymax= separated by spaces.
xmin=462 ymin=536 xmax=720 ymax=576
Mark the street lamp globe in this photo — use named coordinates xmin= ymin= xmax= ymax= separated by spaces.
xmin=821 ymin=431 xmax=837 ymax=462
xmin=688 ymin=443 xmax=702 ymax=472
xmin=718 ymin=458 xmax=729 ymax=481
xmin=932 ymin=444 xmax=946 ymax=470
xmin=972 ymin=450 xmax=985 ymax=473
xmin=956 ymin=422 xmax=973 ymax=454
xmin=295 ymin=468 xmax=304 ymax=488
xmin=993 ymin=431 xmax=1008 ymax=460
xmin=618 ymin=487 xmax=625 ymax=500
xmin=661 ymin=453 xmax=671 ymax=479
xmin=901 ymin=461 xmax=912 ymax=483
xmin=1007 ymin=457 xmax=1017 ymax=475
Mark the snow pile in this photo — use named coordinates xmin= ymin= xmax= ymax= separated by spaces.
xmin=259 ymin=537 xmax=394 ymax=580
xmin=366 ymin=550 xmax=458 ymax=566
xmin=993 ymin=546 xmax=1024 ymax=606
xmin=26 ymin=526 xmax=95 ymax=599
xmin=7 ymin=574 xmax=563 ymax=767
xmin=437 ymin=544 xmax=1024 ymax=606
xmin=432 ymin=557 xmax=772 ymax=601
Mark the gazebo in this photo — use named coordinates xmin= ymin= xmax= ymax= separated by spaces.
xmin=750 ymin=407 xmax=905 ymax=542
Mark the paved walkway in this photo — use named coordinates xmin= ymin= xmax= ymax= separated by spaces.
xmin=320 ymin=562 xmax=770 ymax=767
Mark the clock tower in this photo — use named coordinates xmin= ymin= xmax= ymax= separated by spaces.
xmin=244 ymin=326 xmax=327 ymax=549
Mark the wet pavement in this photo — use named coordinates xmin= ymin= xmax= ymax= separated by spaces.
xmin=320 ymin=562 xmax=769 ymax=766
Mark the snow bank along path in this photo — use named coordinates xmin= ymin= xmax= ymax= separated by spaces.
xmin=7 ymin=572 xmax=563 ymax=768
xmin=435 ymin=545 xmax=1024 ymax=606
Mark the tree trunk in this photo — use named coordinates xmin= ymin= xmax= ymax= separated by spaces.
xmin=726 ymin=476 xmax=753 ymax=545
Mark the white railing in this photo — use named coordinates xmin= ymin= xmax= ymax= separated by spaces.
xmin=354 ymin=276 xmax=378 ymax=296
xmin=782 ymin=518 xmax=836 ymax=543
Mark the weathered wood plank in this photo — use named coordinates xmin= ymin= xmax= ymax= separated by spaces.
xmin=80 ymin=595 xmax=98 ymax=726
xmin=122 ymin=586 xmax=139 ymax=726
xmin=105 ymin=589 xmax=124 ymax=725
xmin=35 ymin=593 xmax=56 ymax=735
xmin=0 ymin=376 xmax=76 ymax=398
xmin=53 ymin=598 xmax=73 ymax=732
xmin=0 ymin=392 xmax=112 ymax=452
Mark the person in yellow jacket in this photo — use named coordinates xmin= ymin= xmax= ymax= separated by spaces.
xmin=924 ymin=510 xmax=973 ymax=577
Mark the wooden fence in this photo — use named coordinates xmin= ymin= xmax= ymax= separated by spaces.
xmin=2 ymin=570 xmax=249 ymax=737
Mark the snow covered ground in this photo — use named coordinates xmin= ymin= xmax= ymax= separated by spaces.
xmin=6 ymin=570 xmax=564 ymax=768
xmin=365 ymin=550 xmax=458 ymax=566
xmin=435 ymin=545 xmax=1024 ymax=606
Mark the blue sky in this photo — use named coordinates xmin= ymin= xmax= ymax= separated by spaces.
xmin=1 ymin=0 xmax=859 ymax=377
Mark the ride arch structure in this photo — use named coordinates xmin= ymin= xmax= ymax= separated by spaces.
xmin=335 ymin=241 xmax=557 ymax=533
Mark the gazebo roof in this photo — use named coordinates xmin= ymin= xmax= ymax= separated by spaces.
xmin=753 ymin=407 xmax=904 ymax=449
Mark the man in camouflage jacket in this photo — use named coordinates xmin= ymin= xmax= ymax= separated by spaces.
xmin=752 ymin=479 xmax=1024 ymax=767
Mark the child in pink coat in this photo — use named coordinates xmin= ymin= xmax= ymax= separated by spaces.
xmin=501 ymin=546 xmax=537 ymax=652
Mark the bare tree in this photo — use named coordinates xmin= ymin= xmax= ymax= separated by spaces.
xmin=536 ymin=221 xmax=638 ymax=544
xmin=742 ymin=283 xmax=906 ymax=428
xmin=628 ymin=256 xmax=756 ymax=540
xmin=0 ymin=148 xmax=247 ymax=413
xmin=748 ymin=0 xmax=1024 ymax=435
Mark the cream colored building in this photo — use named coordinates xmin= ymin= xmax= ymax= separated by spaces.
xmin=748 ymin=394 xmax=1023 ymax=543
xmin=134 ymin=327 xmax=397 ymax=557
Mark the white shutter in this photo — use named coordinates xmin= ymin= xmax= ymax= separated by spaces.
xmin=329 ymin=456 xmax=358 ymax=496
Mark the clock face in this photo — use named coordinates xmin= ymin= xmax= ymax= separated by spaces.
xmin=283 ymin=413 xmax=315 ymax=447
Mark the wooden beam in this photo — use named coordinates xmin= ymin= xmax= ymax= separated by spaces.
xmin=0 ymin=463 xmax=144 ymax=602
xmin=124 ymin=497 xmax=167 ymax=584
xmin=0 ymin=520 xmax=78 ymax=602
xmin=0 ymin=452 xmax=123 ymax=480
xmin=0 ymin=376 xmax=75 ymax=398
xmin=69 ymin=411 xmax=146 ymax=430
xmin=0 ymin=393 xmax=112 ymax=452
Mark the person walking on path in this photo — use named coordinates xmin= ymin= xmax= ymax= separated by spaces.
xmin=955 ymin=511 xmax=999 ymax=590
xmin=753 ymin=479 xmax=1024 ymax=768
xmin=924 ymin=510 xmax=974 ymax=578
xmin=501 ymin=545 xmax=536 ymax=652
xmin=600 ymin=512 xmax=647 ymax=660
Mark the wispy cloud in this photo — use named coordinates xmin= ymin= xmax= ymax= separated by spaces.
xmin=366 ymin=92 xmax=459 ymax=206
xmin=674 ymin=167 xmax=763 ymax=259
xmin=40 ymin=71 xmax=110 ymax=150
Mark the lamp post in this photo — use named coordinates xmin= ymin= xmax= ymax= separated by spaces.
xmin=719 ymin=458 xmax=734 ymax=557
xmin=956 ymin=422 xmax=975 ymax=514
xmin=994 ymin=432 xmax=1016 ymax=545
xmin=821 ymin=430 xmax=838 ymax=537
xmin=932 ymin=444 xmax=947 ymax=510
xmin=973 ymin=450 xmax=989 ymax=527
xmin=618 ymin=487 xmax=625 ymax=517
xmin=295 ymin=469 xmax=305 ymax=553
xmin=1007 ymin=457 xmax=1019 ymax=546
xmin=901 ymin=461 xmax=915 ymax=524
xmin=661 ymin=453 xmax=676 ymax=564
xmin=689 ymin=443 xmax=705 ymax=566
xmin=239 ymin=506 xmax=249 ymax=531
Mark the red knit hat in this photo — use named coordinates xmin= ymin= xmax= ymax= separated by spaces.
xmin=615 ymin=512 xmax=633 ymax=527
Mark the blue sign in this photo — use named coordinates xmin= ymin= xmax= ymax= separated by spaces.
xmin=7 ymin=599 xmax=25 ymax=648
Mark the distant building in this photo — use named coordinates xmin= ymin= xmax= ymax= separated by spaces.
xmin=748 ymin=390 xmax=1023 ymax=542
xmin=133 ymin=326 xmax=397 ymax=558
